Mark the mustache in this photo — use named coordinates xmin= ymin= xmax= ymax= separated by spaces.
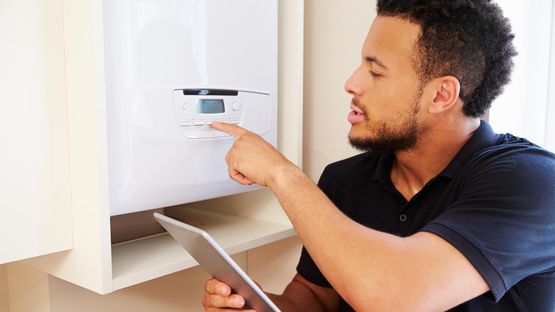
xmin=351 ymin=98 xmax=367 ymax=114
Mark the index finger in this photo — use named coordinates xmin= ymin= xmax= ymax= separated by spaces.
xmin=210 ymin=121 xmax=248 ymax=138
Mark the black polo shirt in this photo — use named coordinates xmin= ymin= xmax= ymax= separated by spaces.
xmin=297 ymin=121 xmax=555 ymax=311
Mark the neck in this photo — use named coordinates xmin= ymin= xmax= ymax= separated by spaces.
xmin=391 ymin=118 xmax=480 ymax=200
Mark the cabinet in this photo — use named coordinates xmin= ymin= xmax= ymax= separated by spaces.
xmin=0 ymin=0 xmax=72 ymax=265
xmin=2 ymin=0 xmax=304 ymax=295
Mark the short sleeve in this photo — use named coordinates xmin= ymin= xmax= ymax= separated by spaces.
xmin=422 ymin=147 xmax=555 ymax=302
xmin=296 ymin=165 xmax=335 ymax=288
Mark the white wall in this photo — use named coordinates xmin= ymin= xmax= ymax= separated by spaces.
xmin=303 ymin=0 xmax=377 ymax=181
xmin=0 ymin=265 xmax=8 ymax=312
xmin=6 ymin=264 xmax=50 ymax=312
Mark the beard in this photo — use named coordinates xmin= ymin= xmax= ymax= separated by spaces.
xmin=349 ymin=90 xmax=422 ymax=153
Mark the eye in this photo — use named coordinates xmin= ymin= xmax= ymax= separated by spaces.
xmin=370 ymin=71 xmax=382 ymax=78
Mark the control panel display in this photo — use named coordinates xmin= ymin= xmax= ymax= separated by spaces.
xmin=173 ymin=89 xmax=270 ymax=139
xmin=198 ymin=99 xmax=225 ymax=114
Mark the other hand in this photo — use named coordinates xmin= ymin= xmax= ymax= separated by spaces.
xmin=202 ymin=279 xmax=255 ymax=312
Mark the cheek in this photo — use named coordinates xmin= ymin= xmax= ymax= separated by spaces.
xmin=372 ymin=84 xmax=418 ymax=114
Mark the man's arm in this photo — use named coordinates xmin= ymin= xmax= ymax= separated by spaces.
xmin=211 ymin=122 xmax=489 ymax=311
xmin=202 ymin=274 xmax=339 ymax=311
xmin=270 ymin=274 xmax=339 ymax=311
xmin=270 ymin=167 xmax=489 ymax=311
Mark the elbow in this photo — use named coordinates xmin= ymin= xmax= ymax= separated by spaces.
xmin=339 ymin=283 xmax=399 ymax=311
xmin=341 ymin=282 xmax=436 ymax=312
xmin=347 ymin=297 xmax=426 ymax=312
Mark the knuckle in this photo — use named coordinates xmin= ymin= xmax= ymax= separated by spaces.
xmin=205 ymin=279 xmax=216 ymax=292
xmin=204 ymin=279 xmax=212 ymax=291
xmin=232 ymin=139 xmax=241 ymax=148
xmin=203 ymin=294 xmax=220 ymax=308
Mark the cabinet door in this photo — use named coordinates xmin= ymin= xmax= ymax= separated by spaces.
xmin=0 ymin=0 xmax=72 ymax=264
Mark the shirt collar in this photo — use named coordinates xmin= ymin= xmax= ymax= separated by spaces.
xmin=438 ymin=120 xmax=499 ymax=178
xmin=372 ymin=151 xmax=394 ymax=184
xmin=371 ymin=120 xmax=499 ymax=183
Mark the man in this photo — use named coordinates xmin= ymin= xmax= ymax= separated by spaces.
xmin=203 ymin=0 xmax=555 ymax=310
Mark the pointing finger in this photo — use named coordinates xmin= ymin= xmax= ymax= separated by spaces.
xmin=210 ymin=122 xmax=248 ymax=138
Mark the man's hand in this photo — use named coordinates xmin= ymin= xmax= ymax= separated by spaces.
xmin=202 ymin=279 xmax=255 ymax=312
xmin=211 ymin=122 xmax=297 ymax=187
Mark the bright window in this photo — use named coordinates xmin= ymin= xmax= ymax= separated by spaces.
xmin=489 ymin=1 xmax=555 ymax=152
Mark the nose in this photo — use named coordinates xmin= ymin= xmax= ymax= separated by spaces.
xmin=344 ymin=67 xmax=362 ymax=96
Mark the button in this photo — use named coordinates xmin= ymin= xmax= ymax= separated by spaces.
xmin=182 ymin=102 xmax=190 ymax=111
xmin=232 ymin=102 xmax=241 ymax=111
xmin=399 ymin=214 xmax=408 ymax=222
xmin=230 ymin=120 xmax=240 ymax=125
xmin=193 ymin=121 xmax=205 ymax=126
xmin=179 ymin=122 xmax=192 ymax=127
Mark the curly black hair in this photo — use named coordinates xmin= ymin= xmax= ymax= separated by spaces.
xmin=377 ymin=0 xmax=517 ymax=117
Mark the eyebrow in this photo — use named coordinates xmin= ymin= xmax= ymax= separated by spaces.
xmin=365 ymin=56 xmax=388 ymax=69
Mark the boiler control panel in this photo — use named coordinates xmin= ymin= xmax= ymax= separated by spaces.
xmin=172 ymin=88 xmax=271 ymax=139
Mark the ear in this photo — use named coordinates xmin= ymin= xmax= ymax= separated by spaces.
xmin=428 ymin=76 xmax=461 ymax=114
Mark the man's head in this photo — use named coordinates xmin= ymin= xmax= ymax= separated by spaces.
xmin=346 ymin=0 xmax=516 ymax=152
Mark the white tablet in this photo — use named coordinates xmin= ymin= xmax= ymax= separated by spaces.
xmin=153 ymin=212 xmax=281 ymax=312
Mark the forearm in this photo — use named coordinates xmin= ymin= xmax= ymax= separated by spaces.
xmin=268 ymin=293 xmax=316 ymax=312
xmin=268 ymin=166 xmax=411 ymax=310
xmin=266 ymin=278 xmax=335 ymax=312
xmin=266 ymin=294 xmax=297 ymax=312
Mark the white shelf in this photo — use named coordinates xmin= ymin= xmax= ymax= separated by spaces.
xmin=111 ymin=208 xmax=295 ymax=291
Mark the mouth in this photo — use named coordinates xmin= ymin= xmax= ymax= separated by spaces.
xmin=348 ymin=102 xmax=366 ymax=124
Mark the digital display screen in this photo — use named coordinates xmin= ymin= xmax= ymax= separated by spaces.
xmin=198 ymin=99 xmax=225 ymax=114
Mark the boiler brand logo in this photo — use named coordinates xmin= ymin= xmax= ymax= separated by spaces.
xmin=199 ymin=90 xmax=210 ymax=95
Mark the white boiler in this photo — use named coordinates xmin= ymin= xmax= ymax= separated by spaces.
xmin=103 ymin=0 xmax=278 ymax=216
